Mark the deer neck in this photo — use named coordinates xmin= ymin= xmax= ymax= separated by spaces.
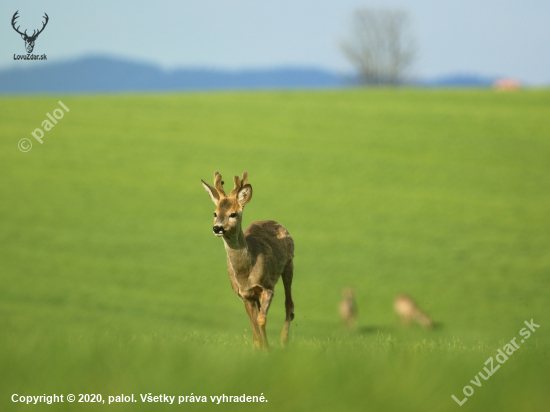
xmin=222 ymin=225 xmax=252 ymax=276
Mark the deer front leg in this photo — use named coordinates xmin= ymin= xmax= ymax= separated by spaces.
xmin=244 ymin=300 xmax=262 ymax=349
xmin=258 ymin=289 xmax=274 ymax=349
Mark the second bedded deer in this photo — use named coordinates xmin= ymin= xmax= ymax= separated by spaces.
xmin=394 ymin=294 xmax=432 ymax=329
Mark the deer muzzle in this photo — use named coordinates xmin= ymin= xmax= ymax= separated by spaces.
xmin=213 ymin=225 xmax=225 ymax=236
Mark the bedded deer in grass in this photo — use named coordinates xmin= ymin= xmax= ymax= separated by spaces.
xmin=394 ymin=294 xmax=432 ymax=329
xmin=201 ymin=171 xmax=295 ymax=349
xmin=339 ymin=288 xmax=357 ymax=330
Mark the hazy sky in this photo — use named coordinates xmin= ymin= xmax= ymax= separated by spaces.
xmin=1 ymin=0 xmax=549 ymax=83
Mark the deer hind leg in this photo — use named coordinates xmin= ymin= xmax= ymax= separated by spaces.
xmin=257 ymin=289 xmax=274 ymax=350
xmin=244 ymin=300 xmax=262 ymax=349
xmin=281 ymin=260 xmax=294 ymax=347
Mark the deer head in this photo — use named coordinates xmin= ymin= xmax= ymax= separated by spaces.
xmin=12 ymin=11 xmax=49 ymax=54
xmin=201 ymin=171 xmax=252 ymax=238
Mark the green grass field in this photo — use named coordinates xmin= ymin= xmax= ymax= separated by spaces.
xmin=1 ymin=89 xmax=549 ymax=411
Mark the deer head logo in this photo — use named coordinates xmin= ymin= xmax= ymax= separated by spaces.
xmin=11 ymin=11 xmax=49 ymax=54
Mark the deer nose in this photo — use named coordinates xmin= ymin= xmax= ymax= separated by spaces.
xmin=213 ymin=226 xmax=224 ymax=234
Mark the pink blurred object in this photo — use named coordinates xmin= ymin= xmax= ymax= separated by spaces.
xmin=493 ymin=78 xmax=522 ymax=90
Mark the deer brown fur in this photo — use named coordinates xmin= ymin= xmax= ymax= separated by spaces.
xmin=201 ymin=171 xmax=295 ymax=349
xmin=339 ymin=288 xmax=357 ymax=329
xmin=394 ymin=294 xmax=432 ymax=329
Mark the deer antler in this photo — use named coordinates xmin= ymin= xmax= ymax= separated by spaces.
xmin=28 ymin=13 xmax=49 ymax=40
xmin=229 ymin=171 xmax=249 ymax=198
xmin=214 ymin=171 xmax=226 ymax=198
xmin=11 ymin=11 xmax=27 ymax=37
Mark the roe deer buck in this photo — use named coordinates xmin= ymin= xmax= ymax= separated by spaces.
xmin=394 ymin=294 xmax=432 ymax=329
xmin=201 ymin=171 xmax=295 ymax=349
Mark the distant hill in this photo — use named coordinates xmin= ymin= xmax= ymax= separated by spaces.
xmin=419 ymin=74 xmax=497 ymax=87
xmin=0 ymin=56 xmax=501 ymax=93
xmin=0 ymin=56 xmax=344 ymax=93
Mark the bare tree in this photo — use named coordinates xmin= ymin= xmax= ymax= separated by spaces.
xmin=341 ymin=8 xmax=417 ymax=86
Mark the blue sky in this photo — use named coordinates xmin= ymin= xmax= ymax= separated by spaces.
xmin=1 ymin=0 xmax=549 ymax=84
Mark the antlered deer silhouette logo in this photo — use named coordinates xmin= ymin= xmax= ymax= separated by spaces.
xmin=11 ymin=11 xmax=49 ymax=53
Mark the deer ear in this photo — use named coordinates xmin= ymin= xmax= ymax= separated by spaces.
xmin=237 ymin=184 xmax=252 ymax=206
xmin=201 ymin=180 xmax=219 ymax=205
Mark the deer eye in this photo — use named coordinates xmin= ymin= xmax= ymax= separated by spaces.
xmin=230 ymin=213 xmax=237 ymax=218
xmin=213 ymin=213 xmax=217 ymax=217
